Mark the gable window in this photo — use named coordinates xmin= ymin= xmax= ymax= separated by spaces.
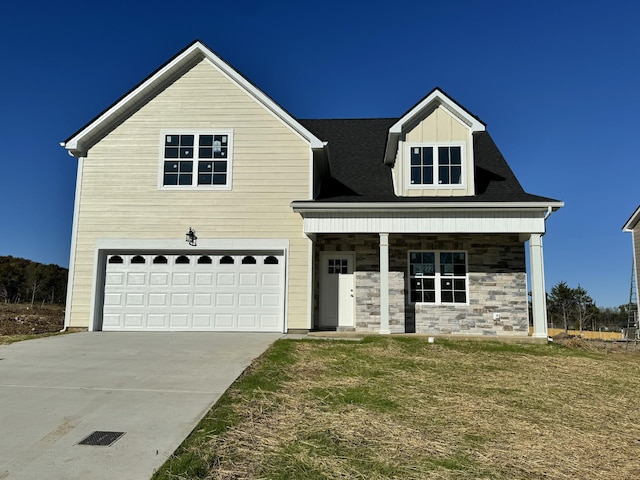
xmin=162 ymin=132 xmax=232 ymax=189
xmin=409 ymin=145 xmax=463 ymax=186
xmin=409 ymin=251 xmax=467 ymax=304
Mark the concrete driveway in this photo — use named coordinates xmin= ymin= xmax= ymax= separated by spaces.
xmin=0 ymin=332 xmax=281 ymax=480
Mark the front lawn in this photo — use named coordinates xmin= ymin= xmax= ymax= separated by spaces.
xmin=152 ymin=337 xmax=640 ymax=480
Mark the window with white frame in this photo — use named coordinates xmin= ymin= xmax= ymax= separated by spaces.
xmin=162 ymin=132 xmax=232 ymax=188
xmin=409 ymin=251 xmax=468 ymax=304
xmin=409 ymin=145 xmax=463 ymax=186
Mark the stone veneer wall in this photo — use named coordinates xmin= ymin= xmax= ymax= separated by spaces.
xmin=314 ymin=234 xmax=528 ymax=336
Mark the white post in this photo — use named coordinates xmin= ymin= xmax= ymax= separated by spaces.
xmin=379 ymin=233 xmax=390 ymax=334
xmin=529 ymin=233 xmax=548 ymax=338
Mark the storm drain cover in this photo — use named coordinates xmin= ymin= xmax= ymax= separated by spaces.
xmin=78 ymin=431 xmax=125 ymax=446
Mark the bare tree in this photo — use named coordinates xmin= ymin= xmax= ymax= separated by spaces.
xmin=548 ymin=281 xmax=576 ymax=332
xmin=574 ymin=285 xmax=596 ymax=335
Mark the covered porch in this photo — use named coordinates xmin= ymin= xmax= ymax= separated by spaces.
xmin=293 ymin=203 xmax=557 ymax=338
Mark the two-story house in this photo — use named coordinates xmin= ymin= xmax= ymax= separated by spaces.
xmin=61 ymin=40 xmax=562 ymax=337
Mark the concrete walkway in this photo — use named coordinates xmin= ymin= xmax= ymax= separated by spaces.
xmin=0 ymin=332 xmax=280 ymax=480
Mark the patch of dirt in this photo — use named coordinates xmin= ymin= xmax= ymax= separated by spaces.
xmin=552 ymin=332 xmax=640 ymax=354
xmin=0 ymin=304 xmax=65 ymax=335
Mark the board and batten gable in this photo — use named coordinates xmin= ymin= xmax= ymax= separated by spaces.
xmin=67 ymin=57 xmax=312 ymax=329
xmin=392 ymin=104 xmax=475 ymax=197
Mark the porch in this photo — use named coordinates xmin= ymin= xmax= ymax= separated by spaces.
xmin=312 ymin=233 xmax=531 ymax=336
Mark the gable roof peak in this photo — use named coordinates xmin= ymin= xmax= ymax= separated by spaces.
xmin=383 ymin=87 xmax=486 ymax=166
xmin=61 ymin=40 xmax=323 ymax=157
xmin=391 ymin=87 xmax=486 ymax=134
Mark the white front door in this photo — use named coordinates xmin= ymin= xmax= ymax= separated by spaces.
xmin=319 ymin=252 xmax=355 ymax=329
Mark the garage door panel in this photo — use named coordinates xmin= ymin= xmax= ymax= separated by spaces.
xmin=170 ymin=293 xmax=190 ymax=307
xmin=103 ymin=314 xmax=121 ymax=328
xmin=195 ymin=273 xmax=213 ymax=286
xmin=262 ymin=273 xmax=280 ymax=286
xmin=192 ymin=314 xmax=213 ymax=328
xmin=169 ymin=314 xmax=189 ymax=328
xmin=239 ymin=273 xmax=258 ymax=286
xmin=103 ymin=252 xmax=284 ymax=332
xmin=125 ymin=293 xmax=145 ymax=306
xmin=238 ymin=294 xmax=257 ymax=307
xmin=104 ymin=293 xmax=123 ymax=306
xmin=105 ymin=272 xmax=125 ymax=286
xmin=147 ymin=314 xmax=168 ymax=328
xmin=150 ymin=273 xmax=169 ymax=285
xmin=148 ymin=293 xmax=168 ymax=306
xmin=261 ymin=293 xmax=280 ymax=308
xmin=214 ymin=314 xmax=235 ymax=328
xmin=124 ymin=314 xmax=144 ymax=328
xmin=126 ymin=273 xmax=146 ymax=286
xmin=193 ymin=293 xmax=212 ymax=306
xmin=238 ymin=314 xmax=257 ymax=328
xmin=216 ymin=273 xmax=236 ymax=286
xmin=260 ymin=314 xmax=279 ymax=329
xmin=171 ymin=273 xmax=191 ymax=286
xmin=215 ymin=293 xmax=235 ymax=307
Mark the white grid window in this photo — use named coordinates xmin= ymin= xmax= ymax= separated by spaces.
xmin=162 ymin=132 xmax=232 ymax=189
xmin=409 ymin=145 xmax=463 ymax=187
xmin=409 ymin=251 xmax=468 ymax=304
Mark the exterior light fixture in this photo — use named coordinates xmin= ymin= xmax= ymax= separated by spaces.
xmin=185 ymin=227 xmax=197 ymax=246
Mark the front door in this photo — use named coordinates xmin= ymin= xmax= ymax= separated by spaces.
xmin=319 ymin=252 xmax=355 ymax=329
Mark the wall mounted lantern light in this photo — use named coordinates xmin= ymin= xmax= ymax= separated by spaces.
xmin=185 ymin=227 xmax=198 ymax=246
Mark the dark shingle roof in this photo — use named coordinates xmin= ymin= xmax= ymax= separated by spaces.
xmin=298 ymin=118 xmax=560 ymax=204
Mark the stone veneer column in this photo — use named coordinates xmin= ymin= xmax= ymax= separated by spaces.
xmin=379 ymin=233 xmax=390 ymax=334
xmin=529 ymin=233 xmax=548 ymax=338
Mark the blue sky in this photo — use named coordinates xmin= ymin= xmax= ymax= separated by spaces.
xmin=1 ymin=0 xmax=638 ymax=308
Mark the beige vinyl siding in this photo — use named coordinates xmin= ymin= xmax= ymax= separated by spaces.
xmin=394 ymin=105 xmax=475 ymax=197
xmin=69 ymin=58 xmax=310 ymax=329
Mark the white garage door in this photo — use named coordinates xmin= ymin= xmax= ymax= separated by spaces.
xmin=102 ymin=252 xmax=285 ymax=332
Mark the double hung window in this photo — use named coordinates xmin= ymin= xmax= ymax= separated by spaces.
xmin=409 ymin=251 xmax=468 ymax=304
xmin=162 ymin=132 xmax=232 ymax=189
xmin=409 ymin=145 xmax=463 ymax=186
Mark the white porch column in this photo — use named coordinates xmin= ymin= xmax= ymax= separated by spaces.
xmin=379 ymin=233 xmax=390 ymax=334
xmin=529 ymin=233 xmax=548 ymax=338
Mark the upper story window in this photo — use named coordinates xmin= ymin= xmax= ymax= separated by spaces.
xmin=409 ymin=145 xmax=463 ymax=187
xmin=161 ymin=132 xmax=232 ymax=190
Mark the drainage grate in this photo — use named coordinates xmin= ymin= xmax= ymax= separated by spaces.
xmin=78 ymin=431 xmax=125 ymax=446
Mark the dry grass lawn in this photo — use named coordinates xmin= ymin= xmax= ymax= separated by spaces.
xmin=153 ymin=337 xmax=640 ymax=480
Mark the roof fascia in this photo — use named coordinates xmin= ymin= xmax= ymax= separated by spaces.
xmin=291 ymin=201 xmax=564 ymax=213
xmin=62 ymin=40 xmax=323 ymax=157
xmin=384 ymin=88 xmax=487 ymax=165
xmin=623 ymin=205 xmax=640 ymax=231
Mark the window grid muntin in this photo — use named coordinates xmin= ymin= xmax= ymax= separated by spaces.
xmin=327 ymin=258 xmax=349 ymax=274
xmin=408 ymin=144 xmax=464 ymax=187
xmin=408 ymin=250 xmax=468 ymax=304
xmin=161 ymin=132 xmax=232 ymax=189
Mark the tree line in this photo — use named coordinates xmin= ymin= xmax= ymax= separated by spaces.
xmin=546 ymin=281 xmax=632 ymax=333
xmin=0 ymin=256 xmax=68 ymax=305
